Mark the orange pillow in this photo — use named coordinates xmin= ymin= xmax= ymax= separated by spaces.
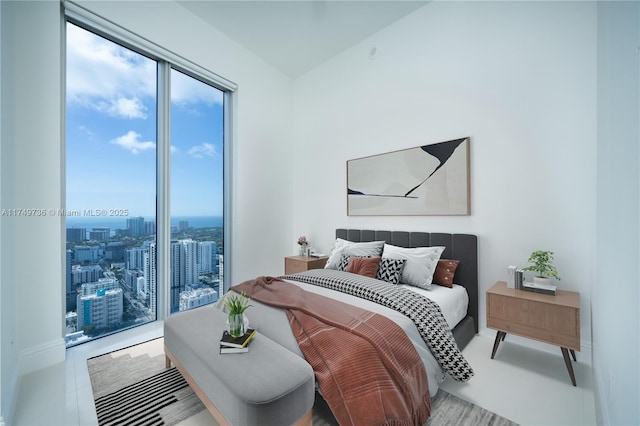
xmin=346 ymin=256 xmax=382 ymax=278
xmin=433 ymin=259 xmax=460 ymax=288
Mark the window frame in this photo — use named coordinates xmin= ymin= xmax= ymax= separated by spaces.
xmin=63 ymin=3 xmax=235 ymax=325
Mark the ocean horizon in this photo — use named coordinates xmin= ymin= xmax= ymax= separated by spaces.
xmin=66 ymin=215 xmax=223 ymax=231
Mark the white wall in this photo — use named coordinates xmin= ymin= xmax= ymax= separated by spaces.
xmin=292 ymin=1 xmax=597 ymax=356
xmin=1 ymin=4 xmax=65 ymax=424
xmin=0 ymin=1 xmax=295 ymax=422
xmin=593 ymin=2 xmax=640 ymax=425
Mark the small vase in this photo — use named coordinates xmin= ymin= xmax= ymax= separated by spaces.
xmin=227 ymin=313 xmax=246 ymax=338
xmin=299 ymin=244 xmax=308 ymax=256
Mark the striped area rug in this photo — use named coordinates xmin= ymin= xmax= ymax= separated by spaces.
xmin=87 ymin=338 xmax=204 ymax=426
xmin=88 ymin=338 xmax=519 ymax=426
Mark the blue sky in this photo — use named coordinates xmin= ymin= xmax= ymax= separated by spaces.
xmin=66 ymin=23 xmax=224 ymax=219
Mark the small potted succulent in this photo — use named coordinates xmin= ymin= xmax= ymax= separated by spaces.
xmin=523 ymin=250 xmax=561 ymax=286
xmin=224 ymin=291 xmax=252 ymax=337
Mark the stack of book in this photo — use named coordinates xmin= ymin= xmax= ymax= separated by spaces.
xmin=506 ymin=265 xmax=524 ymax=289
xmin=219 ymin=328 xmax=256 ymax=354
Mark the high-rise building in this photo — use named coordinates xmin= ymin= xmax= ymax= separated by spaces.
xmin=144 ymin=220 xmax=155 ymax=235
xmin=76 ymin=278 xmax=123 ymax=330
xmin=126 ymin=216 xmax=145 ymax=237
xmin=170 ymin=241 xmax=185 ymax=313
xmin=197 ymin=241 xmax=217 ymax=273
xmin=181 ymin=239 xmax=199 ymax=286
xmin=105 ymin=242 xmax=125 ymax=261
xmin=66 ymin=227 xmax=86 ymax=243
xmin=124 ymin=269 xmax=143 ymax=291
xmin=142 ymin=240 xmax=210 ymax=313
xmin=179 ymin=287 xmax=218 ymax=311
xmin=168 ymin=239 xmax=200 ymax=312
xmin=72 ymin=264 xmax=103 ymax=285
xmin=144 ymin=244 xmax=157 ymax=314
xmin=79 ymin=277 xmax=118 ymax=295
xmin=66 ymin=250 xmax=75 ymax=311
xmin=89 ymin=227 xmax=110 ymax=241
xmin=73 ymin=245 xmax=101 ymax=263
xmin=136 ymin=276 xmax=146 ymax=300
xmin=126 ymin=247 xmax=147 ymax=270
xmin=178 ymin=220 xmax=189 ymax=232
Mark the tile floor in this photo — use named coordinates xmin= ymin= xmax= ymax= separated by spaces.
xmin=11 ymin=324 xmax=597 ymax=426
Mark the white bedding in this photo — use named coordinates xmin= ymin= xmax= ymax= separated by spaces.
xmin=400 ymin=283 xmax=469 ymax=329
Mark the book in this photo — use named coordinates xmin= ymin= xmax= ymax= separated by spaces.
xmin=515 ymin=268 xmax=524 ymax=290
xmin=220 ymin=345 xmax=249 ymax=354
xmin=220 ymin=328 xmax=256 ymax=349
xmin=506 ymin=265 xmax=517 ymax=289
xmin=506 ymin=265 xmax=524 ymax=289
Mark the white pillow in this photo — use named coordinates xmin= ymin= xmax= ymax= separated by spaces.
xmin=381 ymin=244 xmax=445 ymax=290
xmin=325 ymin=239 xmax=384 ymax=270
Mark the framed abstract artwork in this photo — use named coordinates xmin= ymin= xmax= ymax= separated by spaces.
xmin=347 ymin=137 xmax=470 ymax=216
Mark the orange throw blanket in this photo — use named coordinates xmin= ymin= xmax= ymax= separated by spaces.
xmin=231 ymin=276 xmax=431 ymax=426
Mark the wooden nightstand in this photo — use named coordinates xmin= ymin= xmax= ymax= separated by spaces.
xmin=486 ymin=281 xmax=580 ymax=386
xmin=284 ymin=256 xmax=328 ymax=274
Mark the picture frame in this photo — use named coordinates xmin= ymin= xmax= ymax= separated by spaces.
xmin=347 ymin=137 xmax=470 ymax=216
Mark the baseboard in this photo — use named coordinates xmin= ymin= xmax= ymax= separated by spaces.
xmin=19 ymin=337 xmax=66 ymax=376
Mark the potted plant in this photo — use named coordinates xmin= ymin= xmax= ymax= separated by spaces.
xmin=523 ymin=250 xmax=560 ymax=286
xmin=224 ymin=291 xmax=252 ymax=337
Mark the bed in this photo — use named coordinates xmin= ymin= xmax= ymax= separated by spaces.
xmin=222 ymin=228 xmax=478 ymax=424
xmin=332 ymin=228 xmax=479 ymax=349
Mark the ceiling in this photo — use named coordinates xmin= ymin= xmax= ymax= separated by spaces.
xmin=177 ymin=1 xmax=428 ymax=78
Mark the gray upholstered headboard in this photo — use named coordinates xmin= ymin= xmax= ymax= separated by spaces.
xmin=336 ymin=229 xmax=479 ymax=345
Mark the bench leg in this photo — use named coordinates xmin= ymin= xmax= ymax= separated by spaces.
xmin=293 ymin=409 xmax=312 ymax=426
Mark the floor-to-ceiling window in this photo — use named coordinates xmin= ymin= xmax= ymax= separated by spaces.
xmin=64 ymin=16 xmax=230 ymax=346
xmin=169 ymin=69 xmax=224 ymax=314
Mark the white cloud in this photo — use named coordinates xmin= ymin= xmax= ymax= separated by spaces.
xmin=66 ymin=23 xmax=155 ymax=115
xmin=66 ymin=23 xmax=223 ymax=118
xmin=111 ymin=131 xmax=156 ymax=154
xmin=171 ymin=69 xmax=224 ymax=107
xmin=95 ymin=97 xmax=147 ymax=119
xmin=188 ymin=143 xmax=216 ymax=159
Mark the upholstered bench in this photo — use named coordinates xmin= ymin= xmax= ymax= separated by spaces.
xmin=164 ymin=305 xmax=315 ymax=426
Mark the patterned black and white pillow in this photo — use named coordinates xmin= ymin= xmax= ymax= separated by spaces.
xmin=337 ymin=254 xmax=352 ymax=272
xmin=376 ymin=258 xmax=406 ymax=284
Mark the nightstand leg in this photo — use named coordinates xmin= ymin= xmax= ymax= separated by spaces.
xmin=491 ymin=331 xmax=506 ymax=359
xmin=561 ymin=347 xmax=577 ymax=386
xmin=570 ymin=349 xmax=577 ymax=362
